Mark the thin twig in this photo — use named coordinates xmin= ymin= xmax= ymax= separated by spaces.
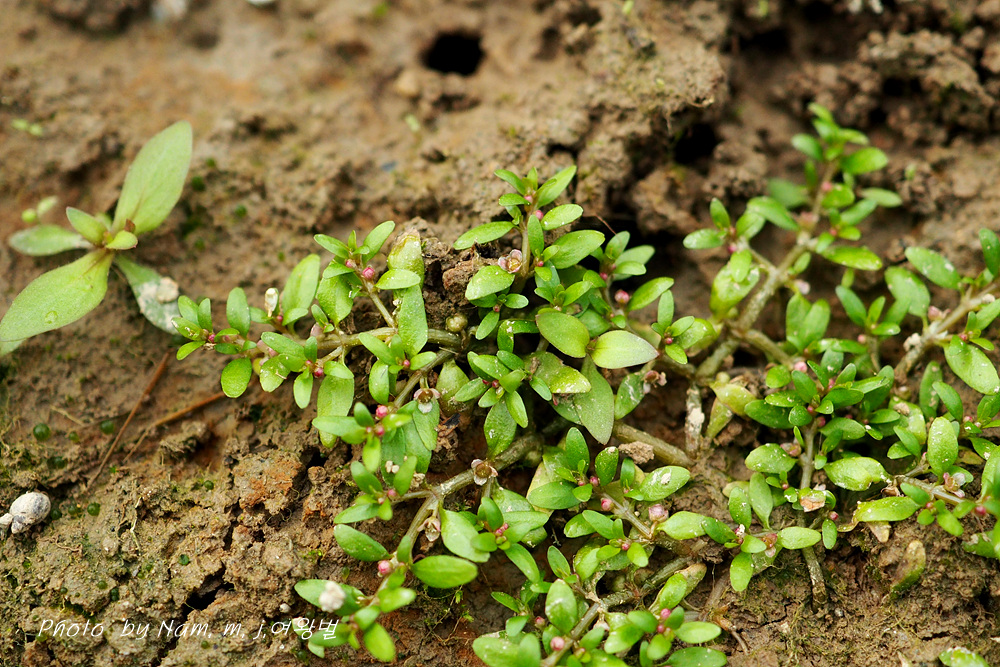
xmin=122 ymin=391 xmax=227 ymax=463
xmin=612 ymin=421 xmax=693 ymax=467
xmin=86 ymin=352 xmax=170 ymax=490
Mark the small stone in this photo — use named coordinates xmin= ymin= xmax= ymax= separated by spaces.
xmin=1 ymin=491 xmax=51 ymax=535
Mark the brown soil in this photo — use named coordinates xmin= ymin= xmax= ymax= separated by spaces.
xmin=1 ymin=0 xmax=999 ymax=666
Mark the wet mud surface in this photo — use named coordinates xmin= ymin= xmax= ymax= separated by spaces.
xmin=1 ymin=0 xmax=999 ymax=665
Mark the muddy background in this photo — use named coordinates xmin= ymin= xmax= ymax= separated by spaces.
xmin=1 ymin=0 xmax=999 ymax=665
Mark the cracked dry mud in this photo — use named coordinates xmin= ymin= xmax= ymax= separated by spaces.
xmin=1 ymin=0 xmax=999 ymax=665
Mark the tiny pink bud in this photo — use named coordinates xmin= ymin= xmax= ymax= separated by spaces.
xmin=344 ymin=259 xmax=356 ymax=269
xmin=928 ymin=305 xmax=943 ymax=321
xmin=620 ymin=540 xmax=631 ymax=551
xmin=535 ymin=616 xmax=546 ymax=628
xmin=727 ymin=243 xmax=738 ymax=254
xmin=828 ymin=511 xmax=838 ymax=521
xmin=534 ymin=210 xmax=543 ymax=220
xmin=601 ymin=498 xmax=613 ymax=511
xmin=375 ymin=405 xmax=389 ymax=419
xmin=659 ymin=608 xmax=671 ymax=620
xmin=550 ymin=636 xmax=565 ymax=651
xmin=524 ymin=194 xmax=534 ymax=204
xmin=857 ymin=334 xmax=866 ymax=344
xmin=374 ymin=425 xmax=385 ymax=437
xmin=274 ymin=313 xmax=284 ymax=325
xmin=656 ymin=624 xmax=666 ymax=634
xmin=310 ymin=323 xmax=324 ymax=338
xmin=781 ymin=482 xmax=789 ymax=490
xmin=590 ymin=476 xmax=600 ymax=487
xmin=648 ymin=504 xmax=666 ymax=521
xmin=614 ymin=290 xmax=630 ymax=305
xmin=820 ymin=181 xmax=833 ymax=192
xmin=663 ymin=337 xmax=674 ymax=346
xmin=362 ymin=266 xmax=376 ymax=281
xmin=313 ymin=366 xmax=325 ymax=379
xmin=815 ymin=416 xmax=827 ymax=427
xmin=925 ymin=502 xmax=935 ymax=510
xmin=975 ymin=505 xmax=987 ymax=516
xmin=386 ymin=488 xmax=398 ymax=498
xmin=402 ymin=359 xmax=411 ymax=368
xmin=794 ymin=361 xmax=808 ymax=373
xmin=599 ymin=272 xmax=609 ymax=281
xmin=206 ymin=332 xmax=216 ymax=344
xmin=959 ymin=332 xmax=969 ymax=342
xmin=378 ymin=560 xmax=393 ymax=575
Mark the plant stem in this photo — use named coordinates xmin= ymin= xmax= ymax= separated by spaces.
xmin=317 ymin=327 xmax=464 ymax=353
xmin=393 ymin=349 xmax=455 ymax=409
xmin=540 ymin=557 xmax=692 ymax=667
xmin=363 ymin=279 xmax=397 ymax=328
xmin=396 ymin=434 xmax=543 ymax=562
xmin=738 ymin=329 xmax=794 ymax=366
xmin=795 ymin=423 xmax=827 ymax=605
xmin=894 ymin=474 xmax=967 ymax=505
xmin=893 ymin=282 xmax=1000 ymax=388
xmin=612 ymin=422 xmax=693 ymax=467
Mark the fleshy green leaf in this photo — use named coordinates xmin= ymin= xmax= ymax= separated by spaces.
xmin=114 ymin=255 xmax=182 ymax=333
xmin=590 ymin=330 xmax=658 ymax=369
xmin=466 ymin=266 xmax=516 ymax=301
xmin=776 ymin=527 xmax=821 ymax=549
xmin=66 ymin=207 xmax=108 ymax=245
xmin=281 ymin=254 xmax=320 ymax=323
xmin=536 ymin=309 xmax=590 ymax=358
xmin=535 ymin=165 xmax=576 ymax=207
xmin=334 ymin=524 xmax=389 ymax=561
xmin=854 ymin=497 xmax=919 ymax=522
xmin=545 ymin=579 xmax=579 ymax=633
xmin=454 ymin=221 xmax=516 ymax=250
xmin=927 ymin=416 xmax=958 ymax=477
xmin=945 ymin=338 xmax=1000 ymax=396
xmin=824 ymin=457 xmax=888 ymax=491
xmin=0 ymin=250 xmax=112 ymax=347
xmin=905 ymin=247 xmax=960 ymax=290
xmin=822 ymin=245 xmax=882 ymax=271
xmin=411 ymin=555 xmax=478 ymax=588
xmin=114 ymin=121 xmax=193 ymax=234
xmin=841 ymin=147 xmax=888 ymax=174
xmin=221 ymin=358 xmax=253 ymax=398
xmin=9 ymin=224 xmax=90 ymax=256
xmin=541 ymin=204 xmax=583 ymax=231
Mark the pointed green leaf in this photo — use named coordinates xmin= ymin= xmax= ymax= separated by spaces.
xmin=536 ymin=309 xmax=590 ymax=358
xmin=0 ymin=250 xmax=112 ymax=346
xmin=9 ymin=224 xmax=90 ymax=256
xmin=115 ymin=121 xmax=193 ymax=234
xmin=221 ymin=358 xmax=253 ymax=397
xmin=590 ymin=330 xmax=658 ymax=369
xmin=411 ymin=555 xmax=477 ymax=588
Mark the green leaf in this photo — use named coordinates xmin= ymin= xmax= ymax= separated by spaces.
xmin=859 ymin=188 xmax=902 ymax=207
xmin=494 ymin=169 xmax=525 ymax=194
xmin=668 ymin=647 xmax=727 ymax=667
xmin=536 ymin=310 xmax=590 ymax=358
xmin=466 ymin=265 xmax=516 ymax=301
xmin=745 ymin=400 xmax=792 ymax=429
xmin=535 ymin=165 xmax=576 ymax=207
xmin=113 ymin=254 xmax=182 ymax=333
xmin=411 ymin=555 xmax=477 ymax=588
xmin=710 ymin=251 xmax=760 ymax=316
xmin=549 ymin=230 xmax=605 ymax=269
xmin=905 ymin=247 xmax=960 ymax=290
xmin=541 ymin=204 xmax=583 ymax=231
xmin=590 ymin=330 xmax=658 ymax=369
xmin=527 ymin=481 xmax=579 ymax=510
xmin=545 ymin=579 xmax=579 ymax=633
xmin=226 ymin=287 xmax=251 ymax=336
xmin=841 ymin=147 xmax=888 ymax=174
xmin=485 ymin=400 xmax=518 ymax=455
xmin=0 ymin=250 xmax=112 ymax=346
xmin=747 ymin=196 xmax=798 ymax=230
xmin=946 ymin=338 xmax=1000 ymax=395
xmin=114 ymin=121 xmax=193 ymax=234
xmin=791 ymin=134 xmax=823 ymax=161
xmin=577 ymin=361 xmax=615 ymax=443
xmin=854 ymin=497 xmax=919 ymax=522
xmin=745 ymin=444 xmax=796 ymax=475
xmin=105 ymin=230 xmax=138 ymax=250
xmin=375 ymin=268 xmax=420 ymax=290
xmin=683 ymin=228 xmax=726 ymax=250
xmin=662 ymin=512 xmax=708 ymax=540
xmin=363 ymin=623 xmax=396 ymax=662
xmin=221 ymin=358 xmax=253 ymax=398
xmin=885 ymin=267 xmax=929 ymax=318
xmin=454 ymin=221 xmax=516 ymax=250
xmin=824 ymin=457 xmax=888 ymax=491
xmin=66 ymin=207 xmax=108 ymax=245
xmin=281 ymin=254 xmax=320 ymax=323
xmin=822 ymin=245 xmax=882 ymax=271
xmin=9 ymin=224 xmax=90 ymax=256
xmin=334 ymin=525 xmax=389 ymax=561
xmin=441 ymin=509 xmax=492 ymax=563
xmin=939 ymin=647 xmax=991 ymax=667
xmin=360 ymin=220 xmax=396 ymax=259
xmin=626 ymin=466 xmax=690 ymax=501
xmin=629 ymin=277 xmax=674 ymax=312
xmin=729 ymin=552 xmax=754 ymax=592
xmin=776 ymin=527 xmax=821 ymax=549
xmin=980 ymin=228 xmax=1000 ymax=277
xmin=473 ymin=637 xmax=522 ymax=667
xmin=293 ymin=371 xmax=314 ymax=409
xmin=927 ymin=416 xmax=958 ymax=477
xmin=675 ymin=622 xmax=722 ymax=645
xmin=529 ymin=351 xmax=591 ymax=393
xmin=785 ymin=294 xmax=830 ymax=353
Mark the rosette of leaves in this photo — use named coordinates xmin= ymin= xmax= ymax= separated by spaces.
xmin=1 ymin=122 xmax=193 ymax=355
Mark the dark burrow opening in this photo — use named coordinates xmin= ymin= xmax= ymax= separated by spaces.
xmin=423 ymin=31 xmax=484 ymax=76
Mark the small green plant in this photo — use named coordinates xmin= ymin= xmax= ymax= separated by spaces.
xmin=7 ymin=105 xmax=999 ymax=665
xmin=0 ymin=121 xmax=192 ymax=355
xmin=164 ymin=105 xmax=1000 ymax=664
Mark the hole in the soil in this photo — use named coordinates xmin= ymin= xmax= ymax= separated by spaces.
xmin=423 ymin=32 xmax=484 ymax=76
xmin=536 ymin=27 xmax=561 ymax=61
xmin=673 ymin=123 xmax=720 ymax=167
xmin=732 ymin=28 xmax=790 ymax=57
xmin=568 ymin=3 xmax=601 ymax=26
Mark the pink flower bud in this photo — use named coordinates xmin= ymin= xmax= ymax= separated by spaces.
xmin=601 ymin=498 xmax=613 ymax=511
xmin=550 ymin=637 xmax=565 ymax=651
xmin=534 ymin=210 xmax=543 ymax=220
xmin=361 ymin=266 xmax=376 ymax=281
xmin=660 ymin=608 xmax=671 ymax=619
xmin=374 ymin=425 xmax=385 ymax=437
xmin=378 ymin=560 xmax=393 ymax=575
xmin=614 ymin=290 xmax=630 ymax=305
xmin=375 ymin=405 xmax=389 ymax=419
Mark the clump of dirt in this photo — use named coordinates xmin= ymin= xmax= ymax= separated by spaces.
xmin=2 ymin=0 xmax=999 ymax=666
